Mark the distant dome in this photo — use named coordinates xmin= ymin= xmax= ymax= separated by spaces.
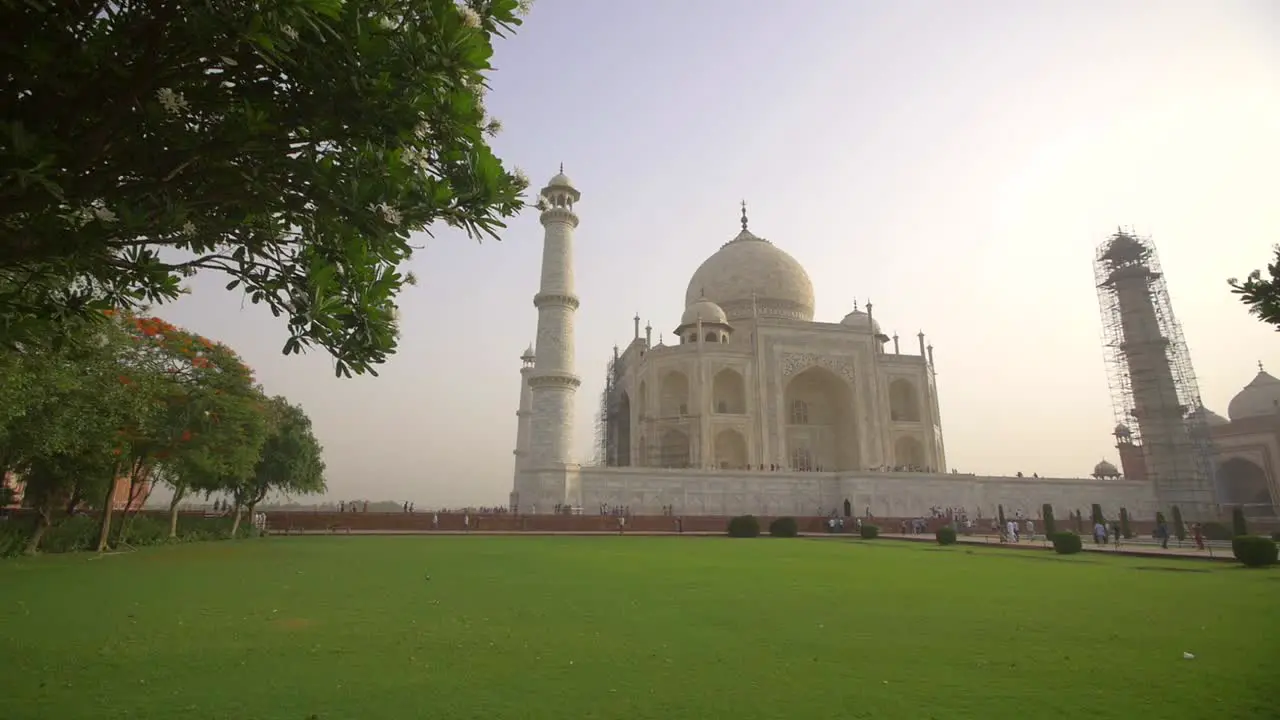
xmin=1228 ymin=369 xmax=1280 ymax=421
xmin=1093 ymin=460 xmax=1120 ymax=478
xmin=686 ymin=225 xmax=814 ymax=322
xmin=840 ymin=309 xmax=880 ymax=333
xmin=1189 ymin=405 xmax=1229 ymax=427
xmin=1113 ymin=423 xmax=1131 ymax=436
xmin=680 ymin=298 xmax=727 ymax=326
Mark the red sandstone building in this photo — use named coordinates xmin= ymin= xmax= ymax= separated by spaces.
xmin=2 ymin=470 xmax=151 ymax=512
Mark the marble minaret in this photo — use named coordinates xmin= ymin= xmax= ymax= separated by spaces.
xmin=523 ymin=169 xmax=582 ymax=508
xmin=508 ymin=345 xmax=535 ymax=510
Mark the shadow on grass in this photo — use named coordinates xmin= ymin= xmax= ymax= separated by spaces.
xmin=1132 ymin=565 xmax=1211 ymax=574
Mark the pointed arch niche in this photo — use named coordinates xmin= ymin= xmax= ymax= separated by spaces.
xmin=658 ymin=428 xmax=691 ymax=468
xmin=615 ymin=392 xmax=631 ymax=466
xmin=712 ymin=368 xmax=747 ymax=414
xmin=714 ymin=428 xmax=748 ymax=469
xmin=889 ymin=378 xmax=921 ymax=422
xmin=659 ymin=371 xmax=689 ymax=417
xmin=1217 ymin=457 xmax=1275 ymax=517
xmin=894 ymin=435 xmax=926 ymax=470
xmin=783 ymin=367 xmax=858 ymax=470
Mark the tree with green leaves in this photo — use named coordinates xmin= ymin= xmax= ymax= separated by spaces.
xmin=1229 ymin=247 xmax=1280 ymax=329
xmin=2 ymin=0 xmax=531 ymax=376
xmin=1232 ymin=506 xmax=1248 ymax=537
xmin=1171 ymin=505 xmax=1186 ymax=541
xmin=1091 ymin=503 xmax=1105 ymax=525
xmin=0 ymin=322 xmax=144 ymax=553
xmin=1119 ymin=507 xmax=1132 ymax=539
xmin=230 ymin=396 xmax=325 ymax=536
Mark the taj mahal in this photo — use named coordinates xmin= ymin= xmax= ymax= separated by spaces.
xmin=508 ymin=170 xmax=1277 ymax=520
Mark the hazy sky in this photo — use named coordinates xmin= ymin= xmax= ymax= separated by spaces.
xmin=160 ymin=0 xmax=1278 ymax=506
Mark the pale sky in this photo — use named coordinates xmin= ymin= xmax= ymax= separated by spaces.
xmin=159 ymin=0 xmax=1279 ymax=507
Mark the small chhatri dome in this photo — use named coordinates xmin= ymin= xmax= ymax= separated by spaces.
xmin=1093 ymin=459 xmax=1120 ymax=478
xmin=547 ymin=163 xmax=574 ymax=189
xmin=681 ymin=298 xmax=728 ymax=326
xmin=520 ymin=344 xmax=535 ymax=361
xmin=1113 ymin=423 xmax=1131 ymax=436
xmin=840 ymin=307 xmax=881 ymax=333
xmin=1227 ymin=366 xmax=1280 ymax=421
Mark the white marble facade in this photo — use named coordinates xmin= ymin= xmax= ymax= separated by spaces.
xmin=510 ymin=175 xmax=1161 ymax=519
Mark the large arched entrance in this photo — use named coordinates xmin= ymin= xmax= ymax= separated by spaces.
xmin=1217 ymin=458 xmax=1275 ymax=517
xmin=614 ymin=392 xmax=631 ymax=466
xmin=783 ymin=367 xmax=858 ymax=470
xmin=714 ymin=428 xmax=748 ymax=469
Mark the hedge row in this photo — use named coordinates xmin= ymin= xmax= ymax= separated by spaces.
xmin=0 ymin=514 xmax=248 ymax=558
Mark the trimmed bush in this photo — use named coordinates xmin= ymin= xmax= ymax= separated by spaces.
xmin=1201 ymin=522 xmax=1233 ymax=542
xmin=935 ymin=526 xmax=957 ymax=545
xmin=1042 ymin=504 xmax=1057 ymax=535
xmin=859 ymin=524 xmax=879 ymax=539
xmin=1091 ymin=503 xmax=1104 ymax=525
xmin=726 ymin=515 xmax=761 ymax=538
xmin=0 ymin=513 xmax=241 ymax=558
xmin=1171 ymin=506 xmax=1186 ymax=541
xmin=1073 ymin=509 xmax=1083 ymax=533
xmin=1232 ymin=507 xmax=1248 ymax=537
xmin=1272 ymin=531 xmax=1280 ymax=542
xmin=1119 ymin=507 xmax=1132 ymax=539
xmin=768 ymin=516 xmax=799 ymax=538
xmin=1231 ymin=535 xmax=1279 ymax=568
xmin=1050 ymin=531 xmax=1084 ymax=555
xmin=1155 ymin=511 xmax=1167 ymax=526
xmin=997 ymin=504 xmax=1006 ymax=527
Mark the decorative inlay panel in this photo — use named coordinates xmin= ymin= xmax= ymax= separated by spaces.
xmin=780 ymin=352 xmax=856 ymax=384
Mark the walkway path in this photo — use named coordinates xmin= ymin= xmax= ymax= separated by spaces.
xmin=869 ymin=531 xmax=1237 ymax=561
xmin=269 ymin=527 xmax=1240 ymax=561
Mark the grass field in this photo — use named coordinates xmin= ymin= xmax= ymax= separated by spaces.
xmin=0 ymin=536 xmax=1276 ymax=720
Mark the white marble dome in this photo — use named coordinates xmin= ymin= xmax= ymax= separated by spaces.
xmin=681 ymin=298 xmax=728 ymax=326
xmin=547 ymin=171 xmax=574 ymax=188
xmin=840 ymin=309 xmax=880 ymax=333
xmin=1227 ymin=369 xmax=1280 ymax=421
xmin=685 ymin=228 xmax=815 ymax=322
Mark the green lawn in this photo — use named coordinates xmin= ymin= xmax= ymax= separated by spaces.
xmin=0 ymin=537 xmax=1275 ymax=720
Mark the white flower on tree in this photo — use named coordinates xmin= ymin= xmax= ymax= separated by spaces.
xmin=89 ymin=199 xmax=116 ymax=223
xmin=458 ymin=5 xmax=482 ymax=28
xmin=156 ymin=88 xmax=188 ymax=115
xmin=371 ymin=203 xmax=401 ymax=226
xmin=512 ymin=167 xmax=529 ymax=187
xmin=181 ymin=220 xmax=197 ymax=236
xmin=414 ymin=119 xmax=431 ymax=140
xmin=281 ymin=25 xmax=298 ymax=40
xmin=516 ymin=0 xmax=534 ymax=16
xmin=403 ymin=146 xmax=430 ymax=173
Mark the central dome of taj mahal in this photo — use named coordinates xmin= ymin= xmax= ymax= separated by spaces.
xmin=684 ymin=207 xmax=815 ymax=322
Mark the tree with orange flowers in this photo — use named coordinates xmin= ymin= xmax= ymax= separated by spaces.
xmin=99 ymin=312 xmax=268 ymax=549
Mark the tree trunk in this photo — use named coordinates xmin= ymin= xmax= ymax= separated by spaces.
xmin=167 ymin=487 xmax=186 ymax=539
xmin=24 ymin=506 xmax=51 ymax=555
xmin=247 ymin=502 xmax=258 ymax=537
xmin=95 ymin=477 xmax=116 ymax=552
xmin=229 ymin=505 xmax=242 ymax=538
xmin=64 ymin=484 xmax=83 ymax=516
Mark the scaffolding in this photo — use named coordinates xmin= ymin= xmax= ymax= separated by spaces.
xmin=595 ymin=353 xmax=630 ymax=467
xmin=1094 ymin=228 xmax=1217 ymax=516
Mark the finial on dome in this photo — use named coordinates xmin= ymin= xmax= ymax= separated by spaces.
xmin=559 ymin=162 xmax=564 ymax=173
xmin=740 ymin=200 xmax=749 ymax=231
xmin=852 ymin=299 xmax=859 ymax=312
xmin=1260 ymin=360 xmax=1266 ymax=373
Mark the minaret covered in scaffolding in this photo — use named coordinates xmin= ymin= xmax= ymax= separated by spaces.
xmin=1094 ymin=229 xmax=1217 ymax=517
